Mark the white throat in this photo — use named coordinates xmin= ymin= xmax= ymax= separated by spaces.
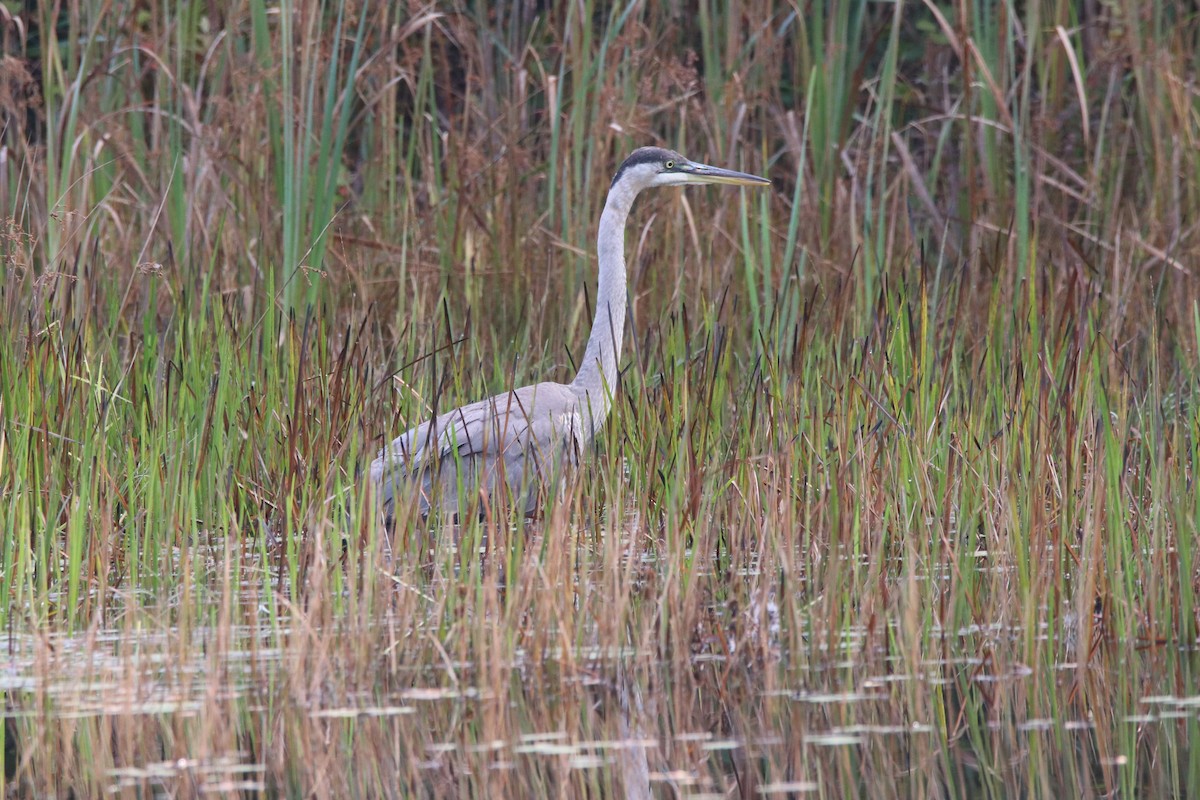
xmin=568 ymin=177 xmax=642 ymax=436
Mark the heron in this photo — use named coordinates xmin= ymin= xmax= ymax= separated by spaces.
xmin=370 ymin=147 xmax=770 ymax=519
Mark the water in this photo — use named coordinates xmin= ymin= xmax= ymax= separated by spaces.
xmin=1 ymin=549 xmax=1197 ymax=797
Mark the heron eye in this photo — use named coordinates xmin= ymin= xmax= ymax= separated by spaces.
xmin=665 ymin=160 xmax=675 ymax=169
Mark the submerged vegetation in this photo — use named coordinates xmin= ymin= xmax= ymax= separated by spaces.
xmin=1 ymin=0 xmax=1199 ymax=796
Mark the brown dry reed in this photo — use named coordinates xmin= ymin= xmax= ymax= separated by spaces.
xmin=1 ymin=0 xmax=1199 ymax=797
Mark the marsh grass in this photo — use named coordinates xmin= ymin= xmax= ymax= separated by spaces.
xmin=1 ymin=0 xmax=1199 ymax=796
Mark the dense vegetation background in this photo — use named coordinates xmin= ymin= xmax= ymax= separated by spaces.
xmin=1 ymin=0 xmax=1199 ymax=796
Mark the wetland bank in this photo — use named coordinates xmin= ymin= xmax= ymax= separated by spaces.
xmin=2 ymin=1 xmax=1199 ymax=797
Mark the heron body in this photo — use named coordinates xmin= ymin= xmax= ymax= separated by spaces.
xmin=371 ymin=147 xmax=770 ymax=518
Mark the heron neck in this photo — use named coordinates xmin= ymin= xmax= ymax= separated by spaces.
xmin=570 ymin=182 xmax=638 ymax=431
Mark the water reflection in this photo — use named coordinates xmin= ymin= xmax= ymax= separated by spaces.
xmin=0 ymin=589 xmax=1195 ymax=797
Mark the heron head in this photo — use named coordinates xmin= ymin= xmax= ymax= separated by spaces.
xmin=611 ymin=146 xmax=771 ymax=192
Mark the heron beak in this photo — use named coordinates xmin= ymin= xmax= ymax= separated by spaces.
xmin=682 ymin=161 xmax=771 ymax=187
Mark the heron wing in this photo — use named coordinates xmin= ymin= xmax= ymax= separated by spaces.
xmin=370 ymin=382 xmax=583 ymax=513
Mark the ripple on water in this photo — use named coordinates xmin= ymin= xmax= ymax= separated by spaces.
xmin=107 ymin=756 xmax=265 ymax=793
xmin=758 ymin=781 xmax=819 ymax=794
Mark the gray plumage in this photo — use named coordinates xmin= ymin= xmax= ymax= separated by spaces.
xmin=370 ymin=382 xmax=587 ymax=516
xmin=371 ymin=147 xmax=769 ymax=519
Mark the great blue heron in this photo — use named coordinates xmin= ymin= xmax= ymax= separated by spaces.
xmin=370 ymin=147 xmax=770 ymax=519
